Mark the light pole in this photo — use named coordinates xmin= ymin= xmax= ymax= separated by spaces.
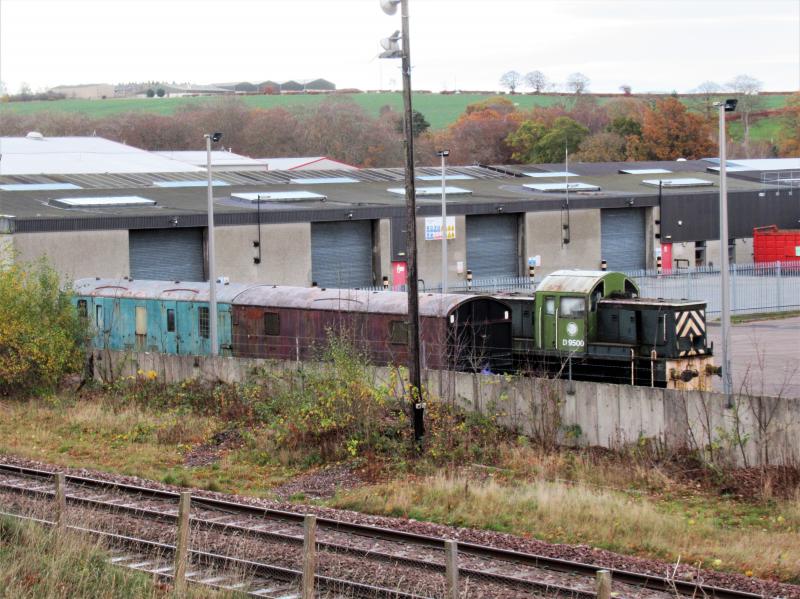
xmin=204 ymin=132 xmax=222 ymax=356
xmin=714 ymin=99 xmax=737 ymax=398
xmin=379 ymin=0 xmax=424 ymax=443
xmin=437 ymin=149 xmax=450 ymax=293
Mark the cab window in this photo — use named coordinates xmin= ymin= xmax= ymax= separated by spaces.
xmin=544 ymin=297 xmax=555 ymax=315
xmin=560 ymin=296 xmax=586 ymax=318
xmin=590 ymin=282 xmax=605 ymax=311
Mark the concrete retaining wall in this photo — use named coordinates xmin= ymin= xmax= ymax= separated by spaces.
xmin=94 ymin=350 xmax=800 ymax=467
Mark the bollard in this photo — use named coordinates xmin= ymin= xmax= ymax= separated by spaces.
xmin=54 ymin=472 xmax=66 ymax=530
xmin=444 ymin=540 xmax=459 ymax=599
xmin=173 ymin=492 xmax=191 ymax=595
xmin=596 ymin=569 xmax=612 ymax=599
xmin=302 ymin=515 xmax=317 ymax=599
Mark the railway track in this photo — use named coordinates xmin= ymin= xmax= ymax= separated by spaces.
xmin=0 ymin=463 xmax=765 ymax=599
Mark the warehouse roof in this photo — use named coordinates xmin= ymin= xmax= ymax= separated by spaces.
xmin=0 ymin=135 xmax=204 ymax=175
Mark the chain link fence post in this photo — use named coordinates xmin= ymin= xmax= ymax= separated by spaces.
xmin=444 ymin=540 xmax=459 ymax=599
xmin=596 ymin=569 xmax=612 ymax=599
xmin=54 ymin=472 xmax=66 ymax=531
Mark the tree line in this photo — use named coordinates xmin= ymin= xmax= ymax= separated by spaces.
xmin=2 ymin=92 xmax=797 ymax=167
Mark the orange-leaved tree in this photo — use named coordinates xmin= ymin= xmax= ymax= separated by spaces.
xmin=632 ymin=97 xmax=715 ymax=160
xmin=778 ymin=92 xmax=800 ymax=157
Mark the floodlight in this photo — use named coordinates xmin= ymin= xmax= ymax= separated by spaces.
xmin=212 ymin=132 xmax=223 ymax=142
xmin=379 ymin=0 xmax=400 ymax=15
xmin=436 ymin=149 xmax=450 ymax=157
xmin=713 ymin=99 xmax=738 ymax=112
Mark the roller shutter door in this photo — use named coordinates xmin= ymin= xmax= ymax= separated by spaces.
xmin=466 ymin=214 xmax=519 ymax=277
xmin=312 ymin=220 xmax=373 ymax=288
xmin=601 ymin=208 xmax=646 ymax=272
xmin=129 ymin=228 xmax=205 ymax=282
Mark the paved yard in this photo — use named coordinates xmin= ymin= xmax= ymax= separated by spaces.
xmin=707 ymin=316 xmax=800 ymax=398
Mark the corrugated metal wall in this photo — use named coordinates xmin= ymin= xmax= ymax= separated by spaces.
xmin=466 ymin=214 xmax=519 ymax=277
xmin=129 ymin=228 xmax=205 ymax=281
xmin=601 ymin=208 xmax=646 ymax=271
xmin=311 ymin=220 xmax=374 ymax=288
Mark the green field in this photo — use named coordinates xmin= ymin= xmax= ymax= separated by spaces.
xmin=729 ymin=114 xmax=787 ymax=144
xmin=1 ymin=92 xmax=792 ymax=131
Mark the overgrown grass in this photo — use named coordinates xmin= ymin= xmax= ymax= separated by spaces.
xmin=331 ymin=467 xmax=800 ymax=582
xmin=0 ymin=515 xmax=224 ymax=598
xmin=728 ymin=114 xmax=787 ymax=144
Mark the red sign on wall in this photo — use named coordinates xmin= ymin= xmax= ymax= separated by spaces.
xmin=392 ymin=261 xmax=407 ymax=287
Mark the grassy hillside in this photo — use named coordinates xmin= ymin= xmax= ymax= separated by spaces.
xmin=729 ymin=114 xmax=787 ymax=144
xmin=2 ymin=92 xmax=793 ymax=131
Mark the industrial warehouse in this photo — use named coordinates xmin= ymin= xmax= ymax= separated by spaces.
xmin=1 ymin=134 xmax=798 ymax=289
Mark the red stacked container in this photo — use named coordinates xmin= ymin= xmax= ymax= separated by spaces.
xmin=753 ymin=225 xmax=800 ymax=263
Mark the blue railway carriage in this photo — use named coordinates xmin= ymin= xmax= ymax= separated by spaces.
xmin=72 ymin=278 xmax=251 ymax=356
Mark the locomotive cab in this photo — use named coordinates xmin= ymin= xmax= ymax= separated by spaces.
xmin=534 ymin=270 xmax=639 ymax=355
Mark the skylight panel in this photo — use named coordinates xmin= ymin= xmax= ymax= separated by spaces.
xmin=417 ymin=173 xmax=474 ymax=181
xmin=641 ymin=178 xmax=714 ymax=188
xmin=232 ymin=191 xmax=327 ymax=202
xmin=523 ymin=171 xmax=578 ymax=178
xmin=289 ymin=177 xmax=359 ymax=184
xmin=152 ymin=180 xmax=229 ymax=188
xmin=387 ymin=186 xmax=472 ymax=196
xmin=523 ymin=182 xmax=600 ymax=192
xmin=619 ymin=168 xmax=672 ymax=175
xmin=50 ymin=195 xmax=156 ymax=208
xmin=0 ymin=182 xmax=82 ymax=191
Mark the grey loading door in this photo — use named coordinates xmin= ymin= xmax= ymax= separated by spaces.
xmin=601 ymin=208 xmax=646 ymax=272
xmin=129 ymin=228 xmax=205 ymax=281
xmin=466 ymin=214 xmax=519 ymax=277
xmin=312 ymin=220 xmax=373 ymax=288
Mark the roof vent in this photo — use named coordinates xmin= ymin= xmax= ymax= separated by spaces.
xmin=26 ymin=131 xmax=45 ymax=140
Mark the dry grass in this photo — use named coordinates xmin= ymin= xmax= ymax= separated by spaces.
xmin=331 ymin=465 xmax=800 ymax=582
xmin=0 ymin=515 xmax=227 ymax=598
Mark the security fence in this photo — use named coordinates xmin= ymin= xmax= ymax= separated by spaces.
xmin=360 ymin=260 xmax=800 ymax=317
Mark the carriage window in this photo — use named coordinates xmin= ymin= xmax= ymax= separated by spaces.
xmin=389 ymin=320 xmax=409 ymax=344
xmin=264 ymin=312 xmax=280 ymax=336
xmin=77 ymin=299 xmax=88 ymax=318
xmin=560 ymin=296 xmax=586 ymax=318
xmin=198 ymin=307 xmax=209 ymax=339
xmin=544 ymin=297 xmax=555 ymax=315
xmin=167 ymin=309 xmax=175 ymax=333
xmin=95 ymin=305 xmax=103 ymax=327
xmin=135 ymin=306 xmax=147 ymax=336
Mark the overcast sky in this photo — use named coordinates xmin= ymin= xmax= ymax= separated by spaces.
xmin=1 ymin=0 xmax=798 ymax=94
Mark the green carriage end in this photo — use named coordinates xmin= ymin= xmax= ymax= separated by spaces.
xmin=533 ymin=270 xmax=639 ymax=354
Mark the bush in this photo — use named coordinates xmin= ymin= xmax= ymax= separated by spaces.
xmin=0 ymin=256 xmax=87 ymax=395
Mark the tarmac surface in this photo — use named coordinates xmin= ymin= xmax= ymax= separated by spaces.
xmin=707 ymin=315 xmax=800 ymax=398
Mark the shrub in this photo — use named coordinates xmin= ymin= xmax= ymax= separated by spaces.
xmin=0 ymin=256 xmax=87 ymax=395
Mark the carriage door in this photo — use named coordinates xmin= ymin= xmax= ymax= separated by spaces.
xmin=161 ymin=301 xmax=178 ymax=354
xmin=557 ymin=296 xmax=587 ymax=354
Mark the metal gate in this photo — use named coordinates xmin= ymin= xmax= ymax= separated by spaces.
xmin=311 ymin=220 xmax=374 ymax=288
xmin=129 ymin=228 xmax=205 ymax=282
xmin=601 ymin=208 xmax=646 ymax=271
xmin=466 ymin=214 xmax=519 ymax=277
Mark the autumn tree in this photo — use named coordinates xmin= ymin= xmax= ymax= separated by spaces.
xmin=243 ymin=107 xmax=307 ymax=156
xmin=574 ymin=131 xmax=627 ymax=162
xmin=569 ymin=96 xmax=609 ymax=133
xmin=566 ymin=73 xmax=590 ymax=94
xmin=506 ymin=120 xmax=547 ymax=163
xmin=620 ymin=84 xmax=632 ymax=96
xmin=465 ymin=96 xmax=517 ymax=116
xmin=607 ymin=116 xmax=642 ymax=138
xmin=444 ymin=108 xmax=520 ymax=165
xmin=392 ymin=109 xmax=430 ymax=138
xmin=499 ymin=70 xmax=522 ymax=93
xmin=634 ymin=97 xmax=715 ymax=160
xmin=524 ymin=70 xmax=548 ymax=93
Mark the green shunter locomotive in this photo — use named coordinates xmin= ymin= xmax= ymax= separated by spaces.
xmin=502 ymin=270 xmax=717 ymax=390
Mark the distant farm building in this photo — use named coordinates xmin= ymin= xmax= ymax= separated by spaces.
xmin=49 ymin=83 xmax=115 ymax=99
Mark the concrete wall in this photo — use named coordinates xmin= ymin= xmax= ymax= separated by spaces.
xmin=525 ymin=209 xmax=601 ymax=275
xmin=96 ymin=350 xmax=800 ymax=467
xmin=12 ymin=230 xmax=129 ymax=281
xmin=215 ymin=222 xmax=312 ymax=285
xmin=416 ymin=215 xmax=467 ymax=289
xmin=670 ymin=241 xmax=696 ymax=268
xmin=734 ymin=237 xmax=754 ymax=264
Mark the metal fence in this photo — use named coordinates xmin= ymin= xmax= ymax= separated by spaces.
xmin=360 ymin=260 xmax=800 ymax=316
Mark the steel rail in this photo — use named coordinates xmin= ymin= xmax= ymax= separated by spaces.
xmin=0 ymin=463 xmax=765 ymax=599
xmin=0 ymin=509 xmax=429 ymax=599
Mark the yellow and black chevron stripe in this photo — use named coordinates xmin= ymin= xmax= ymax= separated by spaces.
xmin=676 ymin=309 xmax=706 ymax=338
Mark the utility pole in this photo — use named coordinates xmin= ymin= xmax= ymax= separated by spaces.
xmin=438 ymin=149 xmax=450 ymax=293
xmin=379 ymin=0 xmax=423 ymax=443
xmin=204 ymin=132 xmax=222 ymax=356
